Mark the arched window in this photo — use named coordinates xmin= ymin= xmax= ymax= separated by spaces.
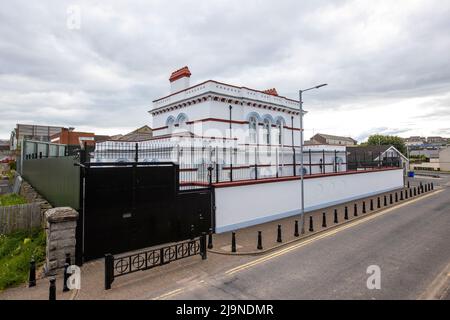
xmin=176 ymin=113 xmax=188 ymax=131
xmin=166 ymin=117 xmax=175 ymax=134
xmin=263 ymin=119 xmax=271 ymax=144
xmin=249 ymin=116 xmax=257 ymax=143
xmin=276 ymin=120 xmax=283 ymax=145
xmin=274 ymin=116 xmax=285 ymax=145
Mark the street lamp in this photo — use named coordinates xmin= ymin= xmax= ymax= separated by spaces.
xmin=299 ymin=84 xmax=327 ymax=234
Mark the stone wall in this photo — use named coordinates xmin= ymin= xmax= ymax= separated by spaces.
xmin=44 ymin=207 xmax=78 ymax=275
xmin=19 ymin=179 xmax=52 ymax=216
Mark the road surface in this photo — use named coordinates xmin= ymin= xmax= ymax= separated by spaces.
xmin=171 ymin=176 xmax=450 ymax=299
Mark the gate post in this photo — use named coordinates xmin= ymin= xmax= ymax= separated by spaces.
xmin=104 ymin=254 xmax=114 ymax=290
xmin=200 ymin=234 xmax=207 ymax=260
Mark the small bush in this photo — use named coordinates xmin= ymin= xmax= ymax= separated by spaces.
xmin=0 ymin=228 xmax=46 ymax=291
xmin=0 ymin=194 xmax=27 ymax=206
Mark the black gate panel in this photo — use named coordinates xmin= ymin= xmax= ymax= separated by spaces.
xmin=80 ymin=163 xmax=212 ymax=261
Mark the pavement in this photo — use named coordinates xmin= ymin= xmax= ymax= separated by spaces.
xmin=0 ymin=174 xmax=449 ymax=300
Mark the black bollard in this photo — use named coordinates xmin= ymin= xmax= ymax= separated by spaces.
xmin=414 ymin=187 xmax=417 ymax=196
xmin=322 ymin=212 xmax=327 ymax=228
xmin=405 ymin=189 xmax=409 ymax=199
xmin=395 ymin=192 xmax=398 ymax=202
xmin=344 ymin=206 xmax=349 ymax=220
xmin=334 ymin=209 xmax=338 ymax=224
xmin=407 ymin=181 xmax=410 ymax=188
xmin=354 ymin=203 xmax=358 ymax=217
xmin=65 ymin=253 xmax=71 ymax=265
xmin=400 ymin=190 xmax=404 ymax=200
xmin=370 ymin=199 xmax=374 ymax=211
xmin=63 ymin=263 xmax=69 ymax=292
xmin=277 ymin=225 xmax=282 ymax=243
xmin=309 ymin=216 xmax=314 ymax=232
xmin=425 ymin=184 xmax=428 ymax=192
xmin=418 ymin=185 xmax=421 ymax=194
xmin=49 ymin=278 xmax=56 ymax=301
xmin=28 ymin=258 xmax=36 ymax=288
xmin=208 ymin=231 xmax=213 ymax=249
xmin=377 ymin=197 xmax=381 ymax=208
xmin=362 ymin=201 xmax=366 ymax=213
xmin=409 ymin=188 xmax=413 ymax=197
xmin=420 ymin=182 xmax=424 ymax=193
xmin=257 ymin=231 xmax=263 ymax=250
xmin=231 ymin=232 xmax=236 ymax=253
xmin=431 ymin=182 xmax=434 ymax=190
xmin=294 ymin=220 xmax=299 ymax=237
xmin=390 ymin=193 xmax=393 ymax=204
xmin=384 ymin=195 xmax=387 ymax=206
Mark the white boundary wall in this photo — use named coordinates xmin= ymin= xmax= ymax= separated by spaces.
xmin=215 ymin=169 xmax=404 ymax=233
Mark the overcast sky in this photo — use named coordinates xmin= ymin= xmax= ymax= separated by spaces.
xmin=1 ymin=0 xmax=449 ymax=142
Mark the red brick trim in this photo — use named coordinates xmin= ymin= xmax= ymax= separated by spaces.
xmin=212 ymin=168 xmax=402 ymax=188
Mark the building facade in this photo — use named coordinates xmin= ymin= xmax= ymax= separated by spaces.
xmin=50 ymin=128 xmax=95 ymax=146
xmin=308 ymin=133 xmax=356 ymax=146
xmin=10 ymin=124 xmax=64 ymax=150
xmin=149 ymin=66 xmax=302 ymax=148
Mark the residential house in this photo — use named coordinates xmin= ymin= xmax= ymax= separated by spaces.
xmin=117 ymin=125 xmax=153 ymax=142
xmin=346 ymin=145 xmax=408 ymax=170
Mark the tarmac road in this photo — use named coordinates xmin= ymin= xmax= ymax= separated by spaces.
xmin=172 ymin=176 xmax=450 ymax=299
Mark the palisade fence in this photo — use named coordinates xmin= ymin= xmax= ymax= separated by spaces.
xmin=89 ymin=141 xmax=401 ymax=189
xmin=20 ymin=139 xmax=80 ymax=210
xmin=0 ymin=202 xmax=41 ymax=234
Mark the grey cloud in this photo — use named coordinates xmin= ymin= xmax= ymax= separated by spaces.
xmin=1 ymin=0 xmax=450 ymax=139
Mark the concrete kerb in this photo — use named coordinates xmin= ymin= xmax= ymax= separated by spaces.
xmin=208 ymin=187 xmax=442 ymax=256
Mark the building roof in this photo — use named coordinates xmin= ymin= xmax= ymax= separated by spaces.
xmin=347 ymin=145 xmax=408 ymax=161
xmin=117 ymin=125 xmax=153 ymax=142
xmin=312 ymin=133 xmax=357 ymax=143
xmin=169 ymin=66 xmax=191 ymax=82
xmin=94 ymin=135 xmax=112 ymax=143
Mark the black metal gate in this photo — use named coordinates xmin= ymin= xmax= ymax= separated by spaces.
xmin=76 ymin=161 xmax=213 ymax=262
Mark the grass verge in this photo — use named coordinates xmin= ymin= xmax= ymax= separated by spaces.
xmin=0 ymin=228 xmax=46 ymax=291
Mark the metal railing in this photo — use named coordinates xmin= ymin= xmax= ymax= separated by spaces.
xmin=104 ymin=235 xmax=207 ymax=290
xmin=89 ymin=141 xmax=401 ymax=189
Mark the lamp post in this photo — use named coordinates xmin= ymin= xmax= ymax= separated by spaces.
xmin=299 ymin=84 xmax=327 ymax=234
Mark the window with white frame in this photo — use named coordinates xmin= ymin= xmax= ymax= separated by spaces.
xmin=249 ymin=116 xmax=257 ymax=143
xmin=263 ymin=119 xmax=271 ymax=144
xmin=166 ymin=117 xmax=175 ymax=133
xmin=177 ymin=114 xmax=188 ymax=131
xmin=276 ymin=120 xmax=283 ymax=145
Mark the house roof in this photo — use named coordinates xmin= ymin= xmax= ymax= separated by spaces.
xmin=347 ymin=145 xmax=408 ymax=161
xmin=117 ymin=125 xmax=153 ymax=142
xmin=313 ymin=133 xmax=356 ymax=143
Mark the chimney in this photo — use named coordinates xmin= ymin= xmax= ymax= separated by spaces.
xmin=263 ymin=88 xmax=278 ymax=96
xmin=169 ymin=66 xmax=191 ymax=93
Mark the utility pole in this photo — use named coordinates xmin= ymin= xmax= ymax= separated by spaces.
xmin=299 ymin=84 xmax=328 ymax=234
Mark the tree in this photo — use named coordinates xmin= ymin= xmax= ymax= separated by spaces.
xmin=366 ymin=134 xmax=406 ymax=155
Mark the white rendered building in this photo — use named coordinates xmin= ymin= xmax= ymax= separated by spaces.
xmin=149 ymin=66 xmax=302 ymax=147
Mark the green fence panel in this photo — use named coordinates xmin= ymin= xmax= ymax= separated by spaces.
xmin=22 ymin=157 xmax=80 ymax=210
